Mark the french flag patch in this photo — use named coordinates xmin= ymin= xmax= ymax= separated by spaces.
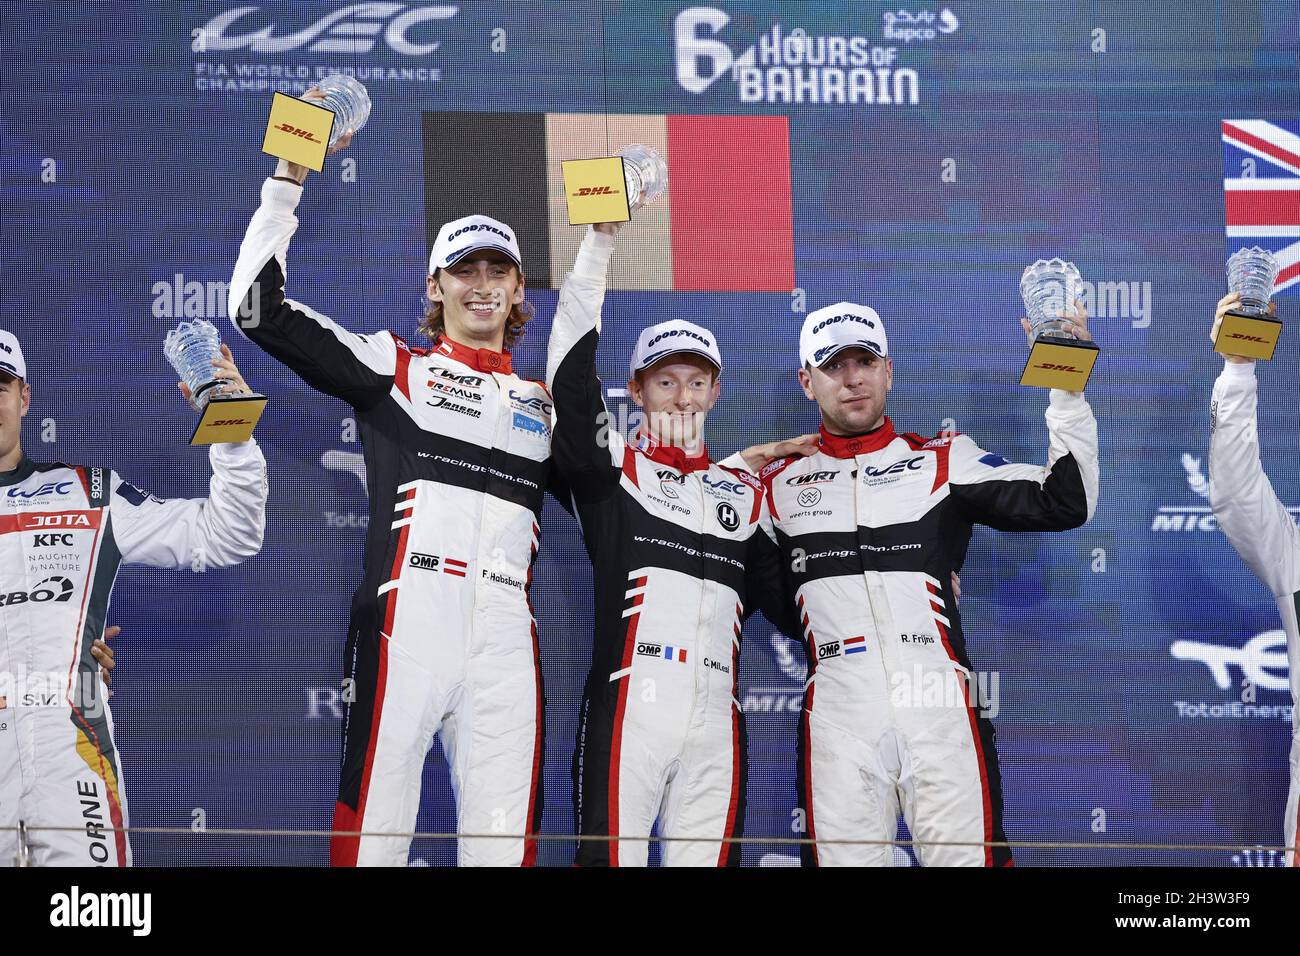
xmin=843 ymin=636 xmax=867 ymax=655
xmin=663 ymin=646 xmax=688 ymax=663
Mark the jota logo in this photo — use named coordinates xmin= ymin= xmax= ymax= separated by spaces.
xmin=0 ymin=576 xmax=75 ymax=607
xmin=198 ymin=4 xmax=458 ymax=56
xmin=27 ymin=514 xmax=91 ymax=528
xmin=8 ymin=481 xmax=73 ymax=499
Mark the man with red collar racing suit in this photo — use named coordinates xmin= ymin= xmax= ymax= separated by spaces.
xmin=227 ymin=122 xmax=580 ymax=866
xmin=742 ymin=301 xmax=1099 ymax=866
xmin=547 ymin=224 xmax=806 ymax=865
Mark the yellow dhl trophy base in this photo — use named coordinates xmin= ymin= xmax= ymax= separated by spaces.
xmin=262 ymin=92 xmax=334 ymax=172
xmin=1019 ymin=337 xmax=1100 ymax=390
xmin=190 ymin=393 xmax=269 ymax=446
xmin=1215 ymin=310 xmax=1281 ymax=361
xmin=562 ymin=157 xmax=632 ymax=225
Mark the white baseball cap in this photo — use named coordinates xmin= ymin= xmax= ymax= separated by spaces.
xmin=428 ymin=214 xmax=523 ymax=274
xmin=0 ymin=330 xmax=27 ymax=381
xmin=799 ymin=302 xmax=888 ymax=368
xmin=630 ymin=319 xmax=723 ymax=378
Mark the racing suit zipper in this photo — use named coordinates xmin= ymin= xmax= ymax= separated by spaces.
xmin=690 ymin=472 xmax=706 ymax=721
xmin=855 ymin=451 xmax=894 ymax=701
xmin=473 ymin=370 xmax=507 ymax=655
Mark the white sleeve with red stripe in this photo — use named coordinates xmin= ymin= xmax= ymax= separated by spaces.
xmin=110 ymin=440 xmax=268 ymax=569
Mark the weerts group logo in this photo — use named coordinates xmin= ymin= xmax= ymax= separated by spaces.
xmin=673 ymin=5 xmax=931 ymax=106
xmin=192 ymin=3 xmax=458 ymax=94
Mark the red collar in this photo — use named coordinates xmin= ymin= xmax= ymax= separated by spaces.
xmin=633 ymin=430 xmax=712 ymax=473
xmin=433 ymin=334 xmax=512 ymax=374
xmin=817 ymin=418 xmax=896 ymax=458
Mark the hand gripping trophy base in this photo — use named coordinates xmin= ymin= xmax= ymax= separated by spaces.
xmin=1219 ymin=246 xmax=1282 ymax=360
xmin=189 ymin=391 xmax=269 ymax=446
xmin=1215 ymin=309 xmax=1283 ymax=361
xmin=1019 ymin=336 xmax=1101 ymax=391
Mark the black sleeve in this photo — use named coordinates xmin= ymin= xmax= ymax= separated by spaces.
xmin=743 ymin=520 xmax=803 ymax=640
xmin=228 ymin=177 xmax=395 ymax=409
xmin=545 ymin=274 xmax=622 ymax=503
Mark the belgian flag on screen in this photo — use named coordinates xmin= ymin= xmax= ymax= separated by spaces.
xmin=422 ymin=112 xmax=795 ymax=292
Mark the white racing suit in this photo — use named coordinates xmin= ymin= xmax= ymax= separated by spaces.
xmin=0 ymin=442 xmax=267 ymax=866
xmin=229 ymin=177 xmax=582 ymax=866
xmin=547 ymin=230 xmax=797 ymax=866
xmin=751 ymin=391 xmax=1098 ymax=865
xmin=1209 ymin=359 xmax=1300 ymax=866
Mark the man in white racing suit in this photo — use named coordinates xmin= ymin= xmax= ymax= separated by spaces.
xmin=0 ymin=328 xmax=268 ymax=866
xmin=227 ymin=92 xmax=592 ymax=866
xmin=547 ymin=224 xmax=809 ymax=864
xmin=737 ymin=302 xmax=1099 ymax=865
xmin=1209 ymin=291 xmax=1298 ymax=866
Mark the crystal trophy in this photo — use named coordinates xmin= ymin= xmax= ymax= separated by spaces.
xmin=561 ymin=143 xmax=668 ymax=225
xmin=1216 ymin=247 xmax=1282 ymax=360
xmin=263 ymin=75 xmax=370 ymax=172
xmin=315 ymin=74 xmax=372 ymax=147
xmin=164 ymin=320 xmax=267 ymax=445
xmin=618 ymin=144 xmax=668 ymax=210
xmin=1018 ymin=258 xmax=1100 ymax=390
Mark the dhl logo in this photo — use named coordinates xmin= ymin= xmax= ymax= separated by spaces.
xmin=210 ymin=419 xmax=254 ymax=427
xmin=1225 ymin=333 xmax=1268 ymax=343
xmin=1033 ymin=363 xmax=1081 ymax=373
xmin=276 ymin=123 xmax=323 ymax=143
xmin=573 ymin=186 xmax=617 ymax=196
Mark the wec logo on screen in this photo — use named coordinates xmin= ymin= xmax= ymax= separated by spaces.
xmin=673 ymin=6 xmax=927 ymax=106
xmin=198 ymin=3 xmax=456 ymax=55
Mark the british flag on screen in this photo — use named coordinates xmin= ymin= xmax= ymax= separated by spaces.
xmin=1222 ymin=119 xmax=1300 ymax=294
